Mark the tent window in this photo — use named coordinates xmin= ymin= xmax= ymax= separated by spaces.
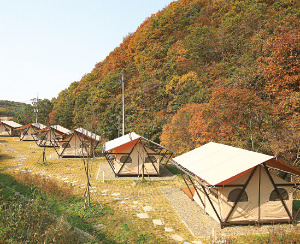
xmin=120 ymin=156 xmax=132 ymax=164
xmin=228 ymin=188 xmax=248 ymax=202
xmin=5 ymin=128 xmax=10 ymax=132
xmin=80 ymin=143 xmax=89 ymax=148
xmin=62 ymin=143 xmax=70 ymax=148
xmin=269 ymin=188 xmax=289 ymax=201
xmin=145 ymin=156 xmax=156 ymax=164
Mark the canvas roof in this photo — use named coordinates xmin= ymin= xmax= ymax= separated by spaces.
xmin=103 ymin=132 xmax=141 ymax=152
xmin=173 ymin=142 xmax=275 ymax=186
xmin=32 ymin=123 xmax=47 ymax=129
xmin=50 ymin=125 xmax=71 ymax=134
xmin=75 ymin=127 xmax=101 ymax=141
xmin=0 ymin=120 xmax=22 ymax=128
xmin=17 ymin=123 xmax=46 ymax=130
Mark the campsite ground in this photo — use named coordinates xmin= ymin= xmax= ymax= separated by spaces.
xmin=0 ymin=137 xmax=299 ymax=243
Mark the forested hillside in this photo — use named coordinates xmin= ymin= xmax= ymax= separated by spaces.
xmin=50 ymin=0 xmax=300 ymax=166
xmin=0 ymin=100 xmax=26 ymax=117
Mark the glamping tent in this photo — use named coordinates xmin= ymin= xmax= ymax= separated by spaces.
xmin=102 ymin=132 xmax=174 ymax=176
xmin=172 ymin=142 xmax=300 ymax=227
xmin=18 ymin=123 xmax=46 ymax=141
xmin=0 ymin=120 xmax=22 ymax=136
xmin=36 ymin=125 xmax=71 ymax=147
xmin=58 ymin=127 xmax=101 ymax=158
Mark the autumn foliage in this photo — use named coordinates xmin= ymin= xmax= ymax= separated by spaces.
xmin=50 ymin=0 xmax=300 ymax=166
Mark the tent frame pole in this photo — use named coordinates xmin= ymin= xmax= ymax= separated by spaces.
xmin=140 ymin=141 xmax=159 ymax=175
xmin=187 ymin=175 xmax=206 ymax=208
xmin=159 ymin=150 xmax=174 ymax=175
xmin=116 ymin=140 xmax=138 ymax=175
xmin=59 ymin=133 xmax=73 ymax=158
xmin=263 ymin=163 xmax=293 ymax=221
xmin=103 ymin=152 xmax=116 ymax=176
xmin=201 ymin=185 xmax=223 ymax=224
xmin=224 ymin=166 xmax=258 ymax=225
xmin=179 ymin=170 xmax=194 ymax=200
xmin=294 ymin=207 xmax=300 ymax=225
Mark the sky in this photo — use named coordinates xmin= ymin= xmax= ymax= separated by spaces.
xmin=0 ymin=0 xmax=174 ymax=104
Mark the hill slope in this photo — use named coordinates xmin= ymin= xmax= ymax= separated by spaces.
xmin=0 ymin=100 xmax=27 ymax=118
xmin=50 ymin=0 xmax=300 ymax=164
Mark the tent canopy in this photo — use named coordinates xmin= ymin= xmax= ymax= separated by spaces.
xmin=103 ymin=132 xmax=141 ymax=152
xmin=75 ymin=127 xmax=101 ymax=141
xmin=0 ymin=120 xmax=22 ymax=128
xmin=173 ymin=142 xmax=300 ymax=186
xmin=17 ymin=123 xmax=46 ymax=130
xmin=50 ymin=125 xmax=71 ymax=134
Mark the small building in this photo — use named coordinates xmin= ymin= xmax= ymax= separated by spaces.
xmin=172 ymin=142 xmax=300 ymax=227
xmin=0 ymin=120 xmax=22 ymax=136
xmin=18 ymin=123 xmax=46 ymax=141
xmin=102 ymin=132 xmax=174 ymax=176
xmin=58 ymin=127 xmax=101 ymax=158
xmin=36 ymin=125 xmax=71 ymax=147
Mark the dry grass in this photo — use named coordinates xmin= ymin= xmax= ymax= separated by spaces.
xmin=0 ymin=137 xmax=198 ymax=243
xmin=1 ymin=137 xmax=299 ymax=244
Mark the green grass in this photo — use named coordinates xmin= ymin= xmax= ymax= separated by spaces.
xmin=294 ymin=199 xmax=300 ymax=211
xmin=0 ymin=171 xmax=118 ymax=243
xmin=0 ymin=173 xmax=80 ymax=243
xmin=165 ymin=164 xmax=181 ymax=177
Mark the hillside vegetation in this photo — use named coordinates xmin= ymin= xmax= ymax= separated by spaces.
xmin=0 ymin=100 xmax=27 ymax=117
xmin=50 ymin=0 xmax=300 ymax=165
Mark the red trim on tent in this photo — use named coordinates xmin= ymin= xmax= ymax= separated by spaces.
xmin=113 ymin=138 xmax=139 ymax=153
xmin=217 ymin=167 xmax=254 ymax=186
xmin=266 ymin=158 xmax=300 ymax=176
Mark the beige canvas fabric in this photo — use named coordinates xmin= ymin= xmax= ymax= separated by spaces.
xmin=38 ymin=129 xmax=61 ymax=147
xmin=114 ymin=141 xmax=159 ymax=175
xmin=193 ymin=165 xmax=293 ymax=223
xmin=21 ymin=126 xmax=38 ymax=141
xmin=59 ymin=133 xmax=93 ymax=157
xmin=0 ymin=123 xmax=11 ymax=136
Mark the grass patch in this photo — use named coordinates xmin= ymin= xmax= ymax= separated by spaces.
xmin=294 ymin=199 xmax=300 ymax=211
xmin=0 ymin=173 xmax=80 ymax=243
xmin=0 ymin=172 xmax=118 ymax=243
xmin=166 ymin=164 xmax=182 ymax=177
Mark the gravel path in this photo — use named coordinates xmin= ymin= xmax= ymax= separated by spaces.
xmin=96 ymin=162 xmax=176 ymax=181
xmin=161 ymin=187 xmax=300 ymax=239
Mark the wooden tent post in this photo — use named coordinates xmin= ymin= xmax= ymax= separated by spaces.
xmin=81 ymin=141 xmax=102 ymax=209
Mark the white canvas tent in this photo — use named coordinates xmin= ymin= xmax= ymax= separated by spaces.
xmin=18 ymin=123 xmax=46 ymax=141
xmin=0 ymin=120 xmax=22 ymax=136
xmin=102 ymin=132 xmax=174 ymax=176
xmin=58 ymin=128 xmax=101 ymax=158
xmin=36 ymin=125 xmax=71 ymax=147
xmin=172 ymin=142 xmax=300 ymax=227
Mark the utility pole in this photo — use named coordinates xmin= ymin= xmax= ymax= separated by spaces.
xmin=122 ymin=70 xmax=125 ymax=136
xmin=34 ymin=94 xmax=39 ymax=124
